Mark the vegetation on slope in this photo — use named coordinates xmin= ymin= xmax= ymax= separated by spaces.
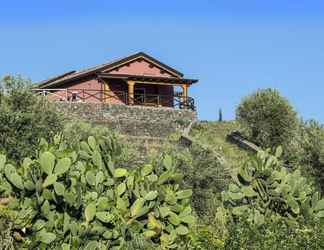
xmin=1 ymin=76 xmax=324 ymax=249
xmin=0 ymin=135 xmax=196 ymax=249
xmin=236 ymin=88 xmax=298 ymax=150
xmin=0 ymin=76 xmax=63 ymax=162
xmin=189 ymin=121 xmax=251 ymax=170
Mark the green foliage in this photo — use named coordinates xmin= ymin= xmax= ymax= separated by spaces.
xmin=222 ymin=147 xmax=324 ymax=227
xmin=299 ymin=120 xmax=324 ymax=166
xmin=1 ymin=78 xmax=323 ymax=250
xmin=186 ymin=225 xmax=224 ymax=250
xmin=296 ymin=120 xmax=324 ymax=192
xmin=0 ymin=135 xmax=195 ymax=249
xmin=0 ymin=75 xmax=63 ymax=162
xmin=236 ymin=88 xmax=298 ymax=149
xmin=62 ymin=121 xmax=138 ymax=168
xmin=189 ymin=121 xmax=251 ymax=170
xmin=0 ymin=210 xmax=15 ymax=250
xmin=185 ymin=207 xmax=228 ymax=250
xmin=225 ymin=218 xmax=324 ymax=250
xmin=159 ymin=141 xmax=230 ymax=219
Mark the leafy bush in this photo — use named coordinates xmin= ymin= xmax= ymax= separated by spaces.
xmin=0 ymin=75 xmax=63 ymax=162
xmin=182 ymin=145 xmax=229 ymax=218
xmin=222 ymin=147 xmax=324 ymax=226
xmin=62 ymin=121 xmax=118 ymax=149
xmin=0 ymin=136 xmax=195 ymax=249
xmin=219 ymin=147 xmax=324 ymax=249
xmin=236 ymin=88 xmax=298 ymax=149
xmin=180 ymin=145 xmax=324 ymax=250
xmin=296 ymin=120 xmax=324 ymax=192
xmin=62 ymin=121 xmax=147 ymax=170
xmin=225 ymin=218 xmax=324 ymax=250
xmin=186 ymin=225 xmax=224 ymax=250
xmin=0 ymin=208 xmax=15 ymax=250
xmin=62 ymin=121 xmax=136 ymax=168
xmin=159 ymin=142 xmax=230 ymax=219
xmin=299 ymin=120 xmax=324 ymax=166
xmin=185 ymin=207 xmax=228 ymax=250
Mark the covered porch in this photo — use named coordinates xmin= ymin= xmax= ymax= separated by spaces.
xmin=34 ymin=74 xmax=197 ymax=110
xmin=99 ymin=73 xmax=196 ymax=110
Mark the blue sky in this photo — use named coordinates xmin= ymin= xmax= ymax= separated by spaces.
xmin=1 ymin=1 xmax=324 ymax=121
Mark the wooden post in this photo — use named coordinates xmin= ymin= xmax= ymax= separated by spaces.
xmin=181 ymin=84 xmax=188 ymax=99
xmin=127 ymin=80 xmax=135 ymax=105
xmin=103 ymin=80 xmax=111 ymax=103
xmin=181 ymin=84 xmax=189 ymax=108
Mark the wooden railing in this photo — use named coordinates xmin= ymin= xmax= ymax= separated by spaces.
xmin=33 ymin=89 xmax=195 ymax=111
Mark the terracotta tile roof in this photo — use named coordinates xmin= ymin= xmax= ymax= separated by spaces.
xmin=35 ymin=52 xmax=185 ymax=89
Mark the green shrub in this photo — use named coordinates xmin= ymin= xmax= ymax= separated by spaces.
xmin=299 ymin=120 xmax=324 ymax=166
xmin=225 ymin=218 xmax=324 ymax=250
xmin=185 ymin=207 xmax=228 ymax=250
xmin=185 ymin=225 xmax=224 ymax=250
xmin=161 ymin=143 xmax=230 ymax=219
xmin=62 ymin=121 xmax=144 ymax=170
xmin=0 ymin=136 xmax=195 ymax=249
xmin=222 ymin=147 xmax=324 ymax=226
xmin=62 ymin=121 xmax=117 ymax=149
xmin=221 ymin=146 xmax=324 ymax=249
xmin=296 ymin=120 xmax=324 ymax=192
xmin=236 ymin=88 xmax=298 ymax=149
xmin=0 ymin=75 xmax=63 ymax=162
xmin=0 ymin=209 xmax=15 ymax=250
xmin=62 ymin=121 xmax=135 ymax=168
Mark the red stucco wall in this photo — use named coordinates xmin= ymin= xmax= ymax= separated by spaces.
xmin=106 ymin=59 xmax=175 ymax=78
xmin=46 ymin=76 xmax=102 ymax=102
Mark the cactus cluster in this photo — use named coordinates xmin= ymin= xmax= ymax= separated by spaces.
xmin=222 ymin=147 xmax=324 ymax=226
xmin=0 ymin=135 xmax=195 ymax=249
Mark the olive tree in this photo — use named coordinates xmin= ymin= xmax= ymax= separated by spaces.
xmin=236 ymin=88 xmax=298 ymax=149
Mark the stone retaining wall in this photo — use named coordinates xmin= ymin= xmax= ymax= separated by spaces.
xmin=227 ymin=131 xmax=260 ymax=153
xmin=56 ymin=103 xmax=197 ymax=137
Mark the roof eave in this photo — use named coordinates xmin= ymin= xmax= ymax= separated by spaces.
xmin=98 ymin=73 xmax=198 ymax=85
xmin=34 ymin=70 xmax=77 ymax=88
xmin=34 ymin=72 xmax=98 ymax=89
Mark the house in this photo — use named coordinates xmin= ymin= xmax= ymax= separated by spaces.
xmin=34 ymin=52 xmax=198 ymax=110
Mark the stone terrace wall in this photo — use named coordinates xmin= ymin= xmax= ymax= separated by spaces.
xmin=55 ymin=103 xmax=197 ymax=137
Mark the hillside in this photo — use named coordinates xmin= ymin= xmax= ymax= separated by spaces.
xmin=2 ymin=79 xmax=324 ymax=248
xmin=120 ymin=120 xmax=252 ymax=175
xmin=189 ymin=121 xmax=252 ymax=170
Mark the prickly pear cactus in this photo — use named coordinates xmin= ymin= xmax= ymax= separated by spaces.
xmin=222 ymin=146 xmax=324 ymax=226
xmin=0 ymin=135 xmax=195 ymax=249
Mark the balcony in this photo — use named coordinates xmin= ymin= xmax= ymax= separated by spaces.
xmin=33 ymin=88 xmax=195 ymax=111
